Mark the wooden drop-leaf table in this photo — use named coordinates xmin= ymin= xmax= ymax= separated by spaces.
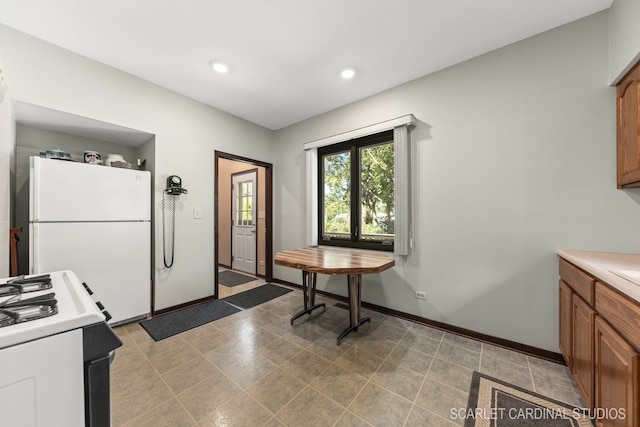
xmin=274 ymin=247 xmax=395 ymax=344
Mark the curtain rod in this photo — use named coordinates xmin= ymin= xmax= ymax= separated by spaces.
xmin=303 ymin=114 xmax=416 ymax=150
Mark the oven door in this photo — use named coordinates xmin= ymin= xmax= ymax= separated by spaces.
xmin=83 ymin=322 xmax=122 ymax=427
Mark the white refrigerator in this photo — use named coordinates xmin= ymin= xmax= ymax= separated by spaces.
xmin=29 ymin=156 xmax=151 ymax=325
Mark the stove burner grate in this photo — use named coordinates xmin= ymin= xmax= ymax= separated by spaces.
xmin=0 ymin=290 xmax=58 ymax=328
xmin=0 ymin=305 xmax=58 ymax=327
xmin=0 ymin=274 xmax=53 ymax=297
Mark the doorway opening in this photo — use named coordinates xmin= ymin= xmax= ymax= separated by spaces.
xmin=214 ymin=151 xmax=273 ymax=299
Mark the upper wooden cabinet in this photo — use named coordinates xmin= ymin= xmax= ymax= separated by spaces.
xmin=617 ymin=60 xmax=640 ymax=188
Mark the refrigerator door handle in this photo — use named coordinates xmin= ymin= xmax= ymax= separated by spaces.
xmin=29 ymin=157 xmax=39 ymax=222
xmin=29 ymin=223 xmax=38 ymax=275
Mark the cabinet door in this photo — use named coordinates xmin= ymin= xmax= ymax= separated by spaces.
xmin=617 ymin=76 xmax=640 ymax=188
xmin=573 ymin=293 xmax=595 ymax=407
xmin=595 ymin=316 xmax=639 ymax=427
xmin=559 ymin=280 xmax=573 ymax=367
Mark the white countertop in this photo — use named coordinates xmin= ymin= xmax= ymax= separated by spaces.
xmin=557 ymin=250 xmax=640 ymax=304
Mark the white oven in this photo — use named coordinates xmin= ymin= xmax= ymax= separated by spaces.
xmin=0 ymin=270 xmax=121 ymax=427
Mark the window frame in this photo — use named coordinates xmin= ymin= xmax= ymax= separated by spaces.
xmin=317 ymin=129 xmax=394 ymax=252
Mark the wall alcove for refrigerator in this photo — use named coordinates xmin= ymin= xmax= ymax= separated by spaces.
xmin=11 ymin=101 xmax=156 ymax=284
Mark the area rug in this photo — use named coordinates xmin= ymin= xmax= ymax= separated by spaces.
xmin=223 ymin=283 xmax=293 ymax=309
xmin=218 ymin=270 xmax=256 ymax=287
xmin=464 ymin=372 xmax=593 ymax=427
xmin=140 ymin=299 xmax=241 ymax=341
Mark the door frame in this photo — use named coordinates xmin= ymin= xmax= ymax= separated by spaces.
xmin=231 ymin=168 xmax=258 ymax=274
xmin=214 ymin=151 xmax=273 ymax=298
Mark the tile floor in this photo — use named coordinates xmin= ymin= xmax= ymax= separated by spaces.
xmin=111 ymin=287 xmax=585 ymax=426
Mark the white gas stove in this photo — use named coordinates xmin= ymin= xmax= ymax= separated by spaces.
xmin=0 ymin=270 xmax=105 ymax=347
xmin=0 ymin=270 xmax=121 ymax=427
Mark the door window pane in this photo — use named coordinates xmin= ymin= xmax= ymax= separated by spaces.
xmin=236 ymin=180 xmax=253 ymax=226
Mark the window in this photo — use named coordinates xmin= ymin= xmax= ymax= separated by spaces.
xmin=318 ymin=130 xmax=394 ymax=251
xmin=304 ymin=114 xmax=415 ymax=256
xmin=235 ymin=180 xmax=253 ymax=226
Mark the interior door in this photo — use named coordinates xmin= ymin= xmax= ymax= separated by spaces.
xmin=232 ymin=171 xmax=257 ymax=274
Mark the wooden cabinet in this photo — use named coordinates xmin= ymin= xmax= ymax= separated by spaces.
xmin=617 ymin=60 xmax=640 ymax=188
xmin=573 ymin=293 xmax=595 ymax=407
xmin=559 ymin=279 xmax=573 ymax=365
xmin=595 ymin=316 xmax=639 ymax=427
xmin=559 ymin=258 xmax=640 ymax=426
xmin=559 ymin=260 xmax=596 ymax=407
xmin=559 ymin=258 xmax=596 ymax=406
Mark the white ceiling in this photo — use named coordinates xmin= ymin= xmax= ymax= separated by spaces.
xmin=0 ymin=0 xmax=612 ymax=131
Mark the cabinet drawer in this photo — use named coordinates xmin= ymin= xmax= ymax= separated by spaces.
xmin=595 ymin=282 xmax=640 ymax=351
xmin=559 ymin=258 xmax=595 ymax=306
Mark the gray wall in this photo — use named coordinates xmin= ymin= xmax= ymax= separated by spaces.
xmin=609 ymin=0 xmax=640 ymax=83
xmin=2 ymin=4 xmax=640 ymax=353
xmin=0 ymin=22 xmax=275 ymax=310
xmin=273 ymin=11 xmax=640 ymax=352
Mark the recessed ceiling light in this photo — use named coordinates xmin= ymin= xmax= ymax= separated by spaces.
xmin=209 ymin=60 xmax=229 ymax=74
xmin=340 ymin=67 xmax=356 ymax=79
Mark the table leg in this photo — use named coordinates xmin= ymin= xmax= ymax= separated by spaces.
xmin=290 ymin=270 xmax=326 ymax=325
xmin=337 ymin=273 xmax=370 ymax=344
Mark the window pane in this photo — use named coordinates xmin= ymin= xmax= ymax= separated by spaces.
xmin=360 ymin=142 xmax=394 ymax=242
xmin=245 ymin=196 xmax=253 ymax=225
xmin=322 ymin=151 xmax=350 ymax=240
xmin=236 ymin=181 xmax=253 ymax=226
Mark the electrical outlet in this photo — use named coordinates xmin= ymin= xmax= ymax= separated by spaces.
xmin=415 ymin=291 xmax=427 ymax=300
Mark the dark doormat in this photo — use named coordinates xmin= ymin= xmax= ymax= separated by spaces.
xmin=465 ymin=371 xmax=593 ymax=426
xmin=218 ymin=270 xmax=256 ymax=287
xmin=223 ymin=283 xmax=293 ymax=309
xmin=139 ymin=299 xmax=241 ymax=341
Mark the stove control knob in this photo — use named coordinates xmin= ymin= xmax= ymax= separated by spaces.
xmin=102 ymin=310 xmax=112 ymax=322
xmin=96 ymin=301 xmax=105 ymax=310
xmin=82 ymin=282 xmax=94 ymax=295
